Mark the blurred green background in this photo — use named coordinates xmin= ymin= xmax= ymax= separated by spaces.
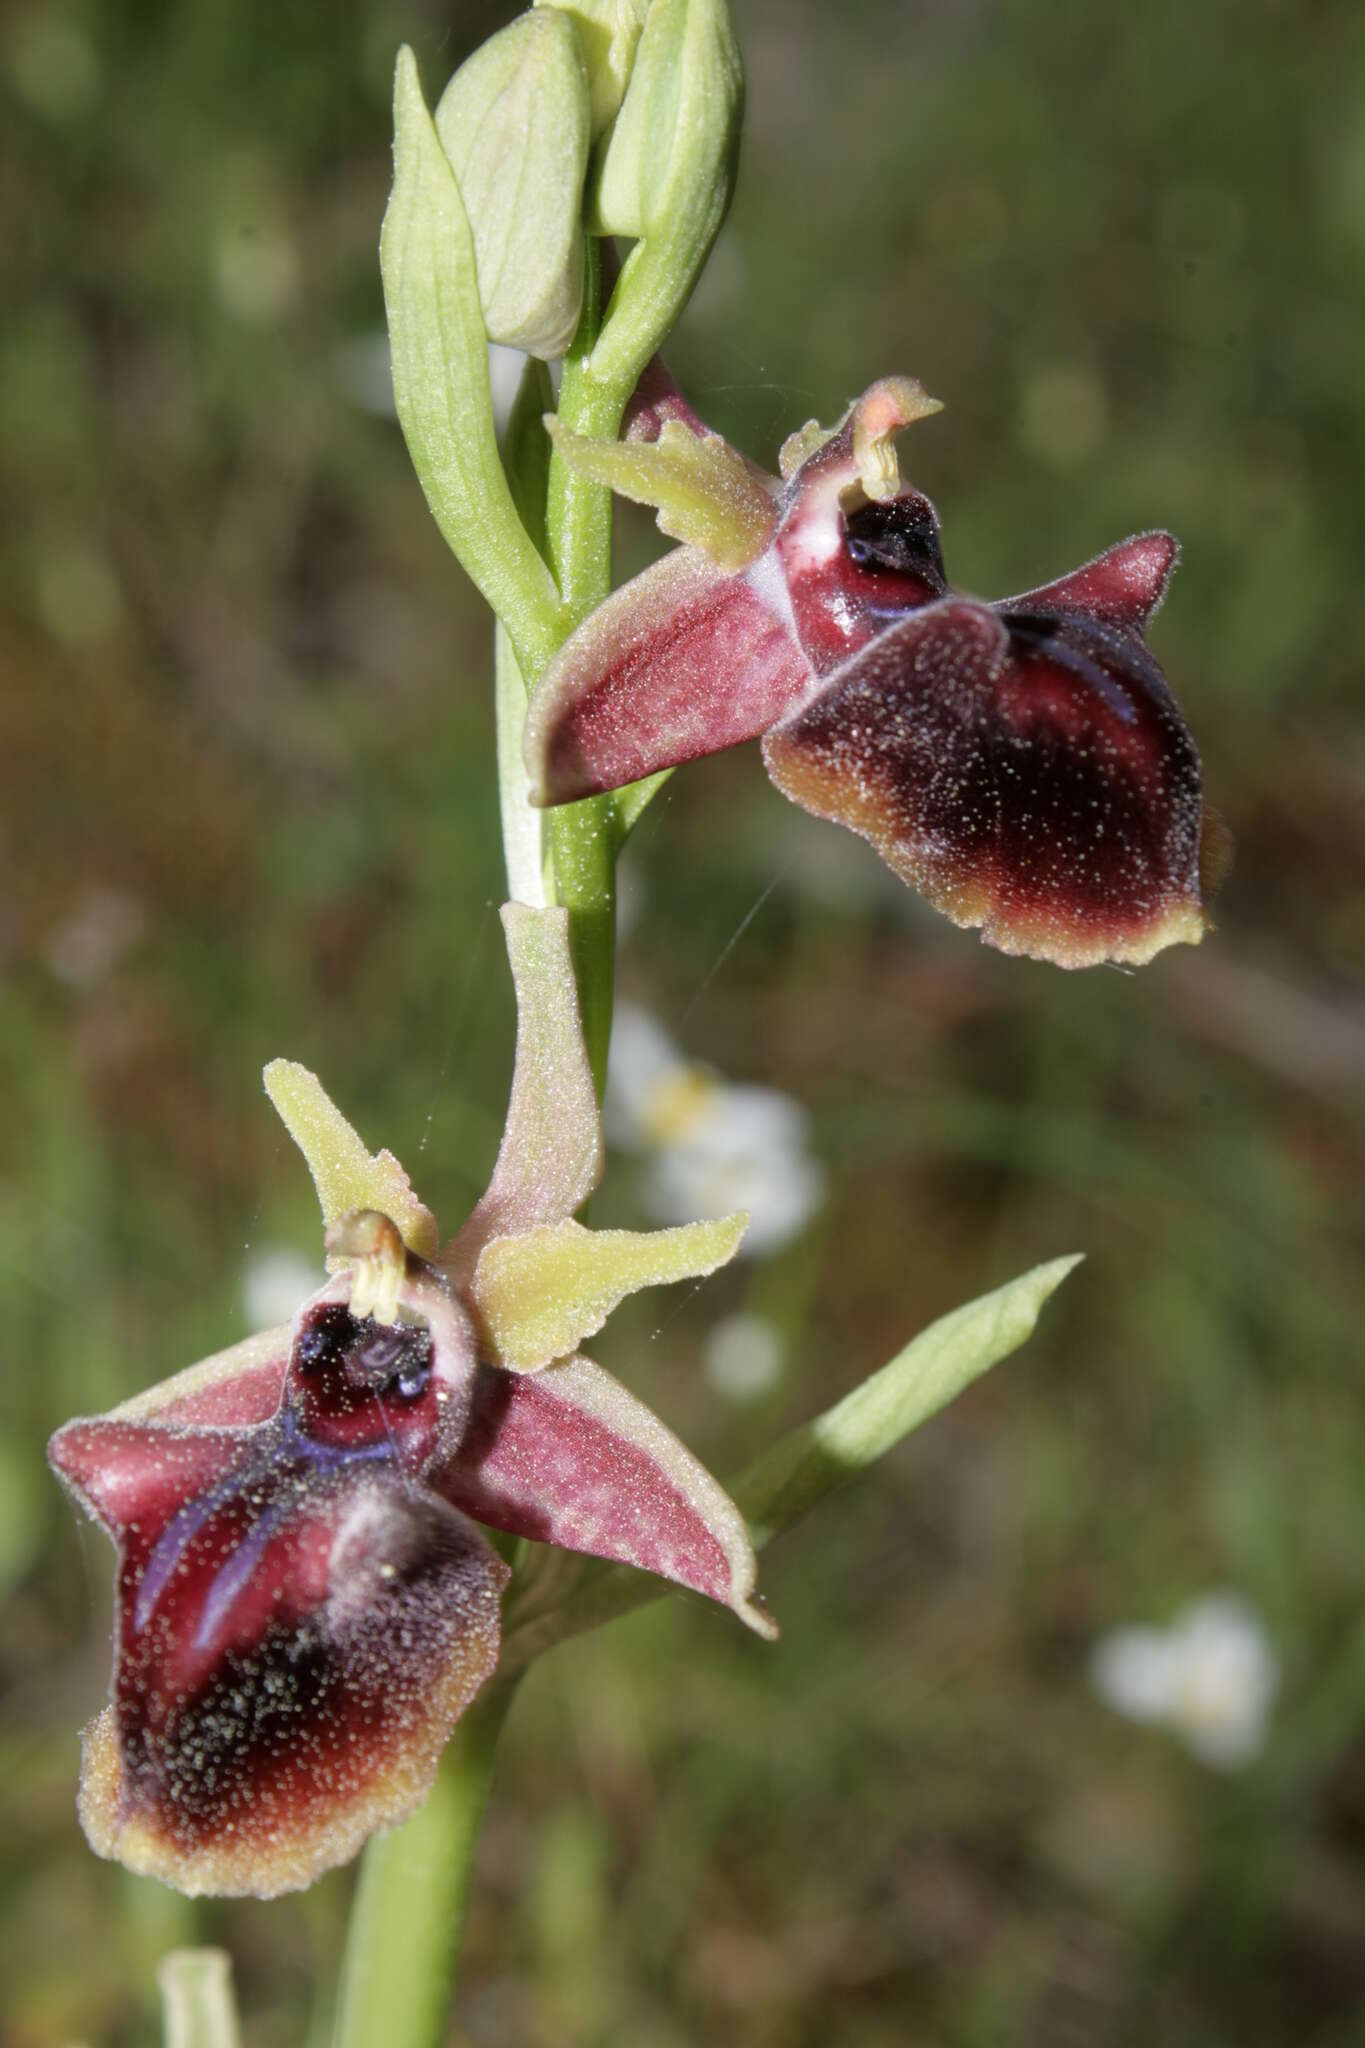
xmin=4 ymin=0 xmax=1364 ymax=2041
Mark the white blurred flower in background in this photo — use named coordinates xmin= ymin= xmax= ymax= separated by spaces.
xmin=45 ymin=887 xmax=145 ymax=990
xmin=242 ymin=1245 xmax=319 ymax=1332
xmin=703 ymin=1312 xmax=786 ymax=1403
xmin=1089 ymin=1592 xmax=1281 ymax=1769
xmin=606 ymin=1004 xmax=825 ymax=1257
xmin=335 ymin=333 xmax=529 ymax=433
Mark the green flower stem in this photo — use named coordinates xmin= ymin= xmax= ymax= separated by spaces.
xmin=543 ymin=241 xmax=635 ymax=1096
xmin=333 ymin=247 xmax=639 ymax=2048
xmin=497 ymin=361 xmax=556 ymax=907
xmin=333 ymin=1680 xmax=518 ymax=2048
xmin=158 ymin=1949 xmax=243 ymax=2048
xmin=496 ymin=622 xmax=549 ymax=906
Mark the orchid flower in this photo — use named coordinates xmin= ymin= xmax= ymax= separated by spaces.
xmin=48 ymin=904 xmax=772 ymax=1900
xmin=524 ymin=376 xmax=1228 ymax=970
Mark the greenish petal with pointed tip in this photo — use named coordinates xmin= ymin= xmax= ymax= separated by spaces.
xmin=262 ymin=1058 xmax=439 ymax=1259
xmin=470 ymin=1211 xmax=747 ymax=1369
xmin=545 ymin=413 xmax=774 ymax=569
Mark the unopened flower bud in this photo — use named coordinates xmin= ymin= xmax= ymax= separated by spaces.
xmin=595 ymin=0 xmax=739 ymax=235
xmin=535 ymin=0 xmax=650 ymax=137
xmin=587 ymin=0 xmax=743 ymax=391
xmin=435 ymin=10 xmax=591 ymax=358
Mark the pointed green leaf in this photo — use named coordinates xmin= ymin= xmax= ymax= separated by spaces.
xmin=545 ymin=414 xmax=774 ymax=569
xmin=470 ymin=1211 xmax=747 ymax=1368
xmin=381 ymin=46 xmax=565 ymax=672
xmin=502 ymin=1254 xmax=1081 ymax=1665
xmin=263 ymin=1059 xmax=439 ymax=1258
xmin=732 ymin=1255 xmax=1083 ymax=1546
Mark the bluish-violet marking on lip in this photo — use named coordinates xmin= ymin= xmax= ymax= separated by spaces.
xmin=133 ymin=1415 xmax=396 ymax=1635
xmin=192 ymin=1497 xmax=291 ymax=1652
xmin=135 ymin=1477 xmax=246 ymax=1635
xmin=1002 ymin=611 xmax=1174 ymax=725
xmin=276 ymin=1404 xmax=405 ymax=1467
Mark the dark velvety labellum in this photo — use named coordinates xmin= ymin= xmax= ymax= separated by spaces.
xmin=51 ymin=1375 xmax=506 ymax=1895
xmin=113 ymin=1479 xmax=493 ymax=1849
xmin=843 ymin=495 xmax=948 ymax=596
xmin=82 ymin=1466 xmax=505 ymax=1894
xmin=765 ymin=596 xmax=1206 ymax=967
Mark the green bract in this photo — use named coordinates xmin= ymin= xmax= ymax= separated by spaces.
xmin=731 ymin=1255 xmax=1084 ymax=1548
xmin=436 ymin=10 xmax=591 ymax=358
xmin=589 ymin=0 xmax=743 ymax=391
xmin=381 ymin=47 xmax=566 ymax=675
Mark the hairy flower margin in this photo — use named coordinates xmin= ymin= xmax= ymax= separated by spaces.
xmin=48 ymin=905 xmax=774 ymax=1899
xmin=525 ymin=375 xmax=1230 ymax=970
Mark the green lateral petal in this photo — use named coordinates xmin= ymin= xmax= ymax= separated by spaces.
xmin=263 ymin=1060 xmax=439 ymax=1258
xmin=470 ymin=1212 xmax=747 ymax=1369
xmin=545 ymin=414 xmax=775 ymax=570
xmin=448 ymin=904 xmax=603 ymax=1277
